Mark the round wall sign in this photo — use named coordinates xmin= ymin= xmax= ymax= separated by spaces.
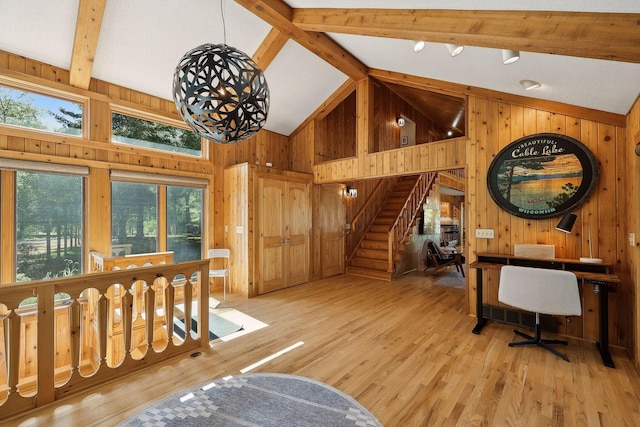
xmin=487 ymin=133 xmax=599 ymax=219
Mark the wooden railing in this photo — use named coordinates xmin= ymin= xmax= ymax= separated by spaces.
xmin=90 ymin=251 xmax=174 ymax=272
xmin=0 ymin=259 xmax=210 ymax=422
xmin=347 ymin=178 xmax=397 ymax=263
xmin=387 ymin=172 xmax=437 ymax=272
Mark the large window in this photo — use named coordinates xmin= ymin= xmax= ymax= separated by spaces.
xmin=111 ymin=112 xmax=201 ymax=156
xmin=16 ymin=171 xmax=84 ymax=281
xmin=167 ymin=186 xmax=203 ymax=262
xmin=111 ymin=182 xmax=158 ymax=255
xmin=111 ymin=177 xmax=204 ymax=261
xmin=0 ymin=83 xmax=83 ymax=136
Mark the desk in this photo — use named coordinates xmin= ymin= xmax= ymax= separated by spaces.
xmin=470 ymin=253 xmax=619 ymax=368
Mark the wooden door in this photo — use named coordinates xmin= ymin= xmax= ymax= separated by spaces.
xmin=259 ymin=178 xmax=286 ymax=294
xmin=320 ymin=184 xmax=345 ymax=277
xmin=286 ymin=181 xmax=311 ymax=286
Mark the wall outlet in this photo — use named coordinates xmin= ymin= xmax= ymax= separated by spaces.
xmin=475 ymin=228 xmax=495 ymax=239
xmin=630 ymin=233 xmax=636 ymax=247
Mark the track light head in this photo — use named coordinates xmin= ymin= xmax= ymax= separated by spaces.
xmin=445 ymin=44 xmax=464 ymax=57
xmin=412 ymin=40 xmax=425 ymax=53
xmin=502 ymin=49 xmax=520 ymax=64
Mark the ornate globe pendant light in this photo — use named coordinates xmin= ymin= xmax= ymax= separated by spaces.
xmin=173 ymin=43 xmax=270 ymax=144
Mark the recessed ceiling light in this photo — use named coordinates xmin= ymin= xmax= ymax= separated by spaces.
xmin=502 ymin=49 xmax=520 ymax=64
xmin=520 ymin=79 xmax=542 ymax=90
xmin=412 ymin=40 xmax=425 ymax=53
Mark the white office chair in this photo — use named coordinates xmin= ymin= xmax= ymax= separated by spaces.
xmin=498 ymin=265 xmax=581 ymax=362
xmin=208 ymin=248 xmax=231 ymax=300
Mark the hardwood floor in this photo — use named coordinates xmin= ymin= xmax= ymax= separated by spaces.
xmin=8 ymin=270 xmax=640 ymax=426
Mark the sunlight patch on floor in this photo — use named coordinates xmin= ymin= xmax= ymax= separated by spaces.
xmin=209 ymin=297 xmax=269 ymax=342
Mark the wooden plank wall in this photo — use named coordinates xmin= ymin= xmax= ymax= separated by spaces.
xmin=467 ymin=95 xmax=630 ymax=348
xmin=315 ymin=92 xmax=356 ymax=163
xmin=0 ymin=50 xmax=291 ymax=271
xmin=625 ymin=95 xmax=640 ymax=366
xmin=371 ymin=79 xmax=444 ymax=152
xmin=210 ymin=131 xmax=290 ymax=251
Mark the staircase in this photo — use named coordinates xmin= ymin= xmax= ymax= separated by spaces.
xmin=346 ymin=174 xmax=435 ymax=280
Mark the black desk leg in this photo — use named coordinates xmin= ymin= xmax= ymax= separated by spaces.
xmin=595 ymin=281 xmax=615 ymax=368
xmin=472 ymin=268 xmax=486 ymax=334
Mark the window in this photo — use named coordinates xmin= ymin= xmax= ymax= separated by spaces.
xmin=0 ymin=83 xmax=83 ymax=136
xmin=111 ymin=112 xmax=201 ymax=156
xmin=111 ymin=182 xmax=158 ymax=255
xmin=16 ymin=171 xmax=84 ymax=281
xmin=111 ymin=174 xmax=205 ymax=260
xmin=167 ymin=186 xmax=203 ymax=262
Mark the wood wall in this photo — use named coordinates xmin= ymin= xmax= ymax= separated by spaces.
xmin=466 ymin=96 xmax=630 ymax=348
xmin=0 ymin=50 xmax=290 ymax=277
xmin=1 ymin=49 xmax=638 ymax=364
xmin=371 ymin=79 xmax=443 ymax=152
xmin=626 ymin=95 xmax=640 ymax=365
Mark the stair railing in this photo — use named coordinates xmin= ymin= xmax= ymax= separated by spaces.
xmin=346 ymin=178 xmax=397 ymax=264
xmin=387 ymin=172 xmax=437 ymax=272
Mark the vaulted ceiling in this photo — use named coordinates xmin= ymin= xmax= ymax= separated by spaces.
xmin=1 ymin=0 xmax=639 ymax=137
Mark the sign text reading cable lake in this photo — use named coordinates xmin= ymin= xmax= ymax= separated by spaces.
xmin=511 ymin=139 xmax=566 ymax=158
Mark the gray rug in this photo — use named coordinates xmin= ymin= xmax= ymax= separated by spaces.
xmin=173 ymin=312 xmax=243 ymax=341
xmin=118 ymin=373 xmax=382 ymax=427
xmin=434 ymin=271 xmax=466 ymax=289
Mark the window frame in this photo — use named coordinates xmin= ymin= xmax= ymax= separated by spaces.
xmin=110 ymin=105 xmax=206 ymax=159
xmin=0 ymin=78 xmax=88 ymax=139
xmin=4 ymin=161 xmax=88 ymax=282
xmin=110 ymin=171 xmax=208 ymax=261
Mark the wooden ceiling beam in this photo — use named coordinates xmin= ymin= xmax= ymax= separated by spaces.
xmin=292 ymin=9 xmax=640 ymax=64
xmin=69 ymin=0 xmax=107 ymax=89
xmin=234 ymin=0 xmax=368 ymax=80
xmin=253 ymin=28 xmax=289 ymax=70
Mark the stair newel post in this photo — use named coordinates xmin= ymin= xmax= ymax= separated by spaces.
xmin=387 ymin=231 xmax=394 ymax=272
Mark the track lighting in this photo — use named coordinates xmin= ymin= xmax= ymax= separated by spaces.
xmin=520 ymin=79 xmax=541 ymax=90
xmin=445 ymin=44 xmax=464 ymax=57
xmin=411 ymin=40 xmax=425 ymax=53
xmin=502 ymin=49 xmax=520 ymax=64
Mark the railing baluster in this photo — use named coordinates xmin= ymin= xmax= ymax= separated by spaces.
xmin=69 ymin=299 xmax=81 ymax=377
xmin=145 ymin=283 xmax=154 ymax=354
xmin=122 ymin=285 xmax=133 ymax=359
xmin=7 ymin=310 xmax=20 ymax=397
xmin=36 ymin=286 xmax=55 ymax=406
xmin=98 ymin=293 xmax=108 ymax=368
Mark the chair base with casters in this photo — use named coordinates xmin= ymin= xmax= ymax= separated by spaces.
xmin=509 ymin=312 xmax=571 ymax=362
xmin=498 ymin=265 xmax=581 ymax=362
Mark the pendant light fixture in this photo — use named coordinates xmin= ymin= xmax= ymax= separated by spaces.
xmin=172 ymin=1 xmax=269 ymax=143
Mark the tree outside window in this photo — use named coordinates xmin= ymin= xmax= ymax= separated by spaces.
xmin=16 ymin=172 xmax=83 ymax=281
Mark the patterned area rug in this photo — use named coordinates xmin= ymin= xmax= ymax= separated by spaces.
xmin=118 ymin=373 xmax=382 ymax=427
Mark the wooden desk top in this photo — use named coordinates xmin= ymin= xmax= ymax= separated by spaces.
xmin=470 ymin=253 xmax=619 ymax=284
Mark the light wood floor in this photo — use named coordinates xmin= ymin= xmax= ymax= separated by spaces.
xmin=8 ymin=270 xmax=640 ymax=426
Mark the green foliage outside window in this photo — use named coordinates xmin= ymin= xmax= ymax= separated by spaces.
xmin=0 ymin=84 xmax=83 ymax=136
xmin=111 ymin=112 xmax=201 ymax=156
xmin=16 ymin=171 xmax=83 ymax=281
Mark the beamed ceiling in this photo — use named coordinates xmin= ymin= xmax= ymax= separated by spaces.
xmin=0 ymin=0 xmax=639 ymax=136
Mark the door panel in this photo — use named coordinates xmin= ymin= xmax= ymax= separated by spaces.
xmin=286 ymin=182 xmax=310 ymax=286
xmin=320 ymin=184 xmax=345 ymax=277
xmin=259 ymin=179 xmax=286 ymax=294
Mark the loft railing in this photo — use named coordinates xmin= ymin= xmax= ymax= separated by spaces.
xmin=387 ymin=172 xmax=437 ymax=272
xmin=0 ymin=258 xmax=210 ymax=422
